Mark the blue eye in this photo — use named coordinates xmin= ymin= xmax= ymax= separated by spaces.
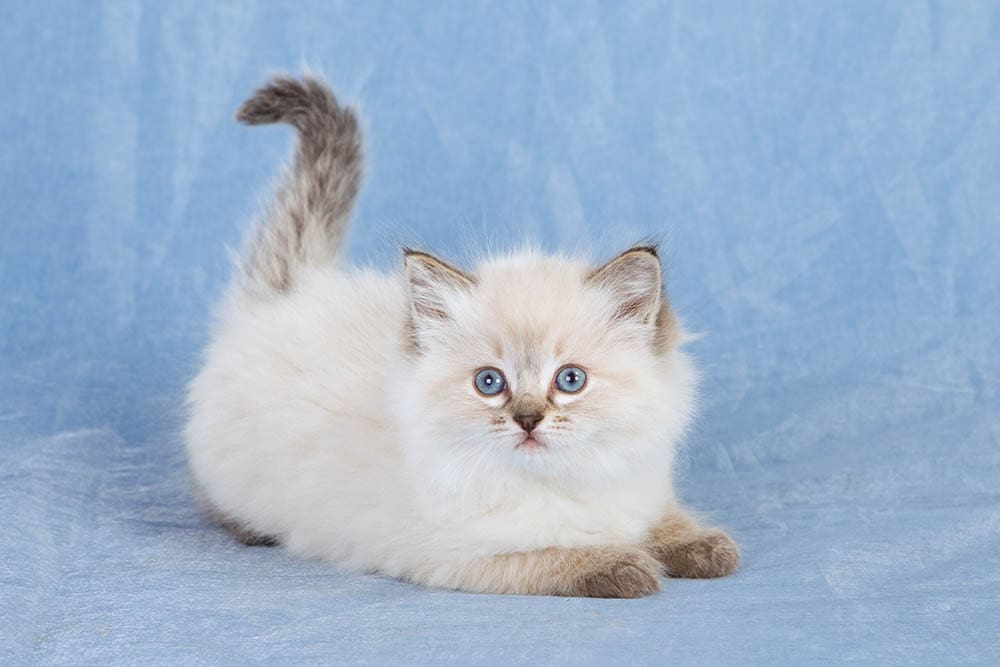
xmin=474 ymin=368 xmax=507 ymax=396
xmin=554 ymin=366 xmax=587 ymax=393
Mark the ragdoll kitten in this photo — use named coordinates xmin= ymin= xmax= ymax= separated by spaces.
xmin=185 ymin=75 xmax=739 ymax=598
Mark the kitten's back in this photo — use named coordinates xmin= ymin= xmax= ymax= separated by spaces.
xmin=186 ymin=267 xmax=409 ymax=551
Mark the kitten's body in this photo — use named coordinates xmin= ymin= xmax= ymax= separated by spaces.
xmin=186 ymin=76 xmax=739 ymax=597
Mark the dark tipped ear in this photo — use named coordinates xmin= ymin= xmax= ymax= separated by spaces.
xmin=588 ymin=246 xmax=663 ymax=325
xmin=403 ymin=249 xmax=475 ymax=324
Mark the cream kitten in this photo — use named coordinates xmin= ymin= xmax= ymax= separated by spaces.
xmin=185 ymin=75 xmax=739 ymax=597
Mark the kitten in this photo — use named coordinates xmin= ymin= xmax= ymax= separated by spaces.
xmin=185 ymin=75 xmax=739 ymax=597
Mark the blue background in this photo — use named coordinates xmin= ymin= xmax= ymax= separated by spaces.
xmin=2 ymin=1 xmax=999 ymax=664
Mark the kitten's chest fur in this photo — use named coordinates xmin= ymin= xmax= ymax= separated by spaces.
xmin=406 ymin=461 xmax=673 ymax=555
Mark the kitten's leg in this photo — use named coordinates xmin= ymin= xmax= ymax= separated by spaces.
xmin=645 ymin=511 xmax=740 ymax=579
xmin=216 ymin=516 xmax=279 ymax=547
xmin=194 ymin=482 xmax=280 ymax=547
xmin=430 ymin=545 xmax=663 ymax=598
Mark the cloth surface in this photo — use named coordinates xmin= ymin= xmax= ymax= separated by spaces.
xmin=2 ymin=2 xmax=999 ymax=664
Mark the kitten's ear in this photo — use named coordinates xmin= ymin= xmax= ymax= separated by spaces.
xmin=403 ymin=249 xmax=475 ymax=325
xmin=588 ymin=246 xmax=662 ymax=325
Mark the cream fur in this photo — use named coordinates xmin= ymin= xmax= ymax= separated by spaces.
xmin=185 ymin=251 xmax=698 ymax=590
xmin=185 ymin=74 xmax=713 ymax=597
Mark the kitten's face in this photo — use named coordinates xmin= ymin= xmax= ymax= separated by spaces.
xmin=397 ymin=248 xmax=695 ymax=494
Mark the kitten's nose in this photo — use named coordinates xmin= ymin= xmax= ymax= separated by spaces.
xmin=513 ymin=412 xmax=543 ymax=433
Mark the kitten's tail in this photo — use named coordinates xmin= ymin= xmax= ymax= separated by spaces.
xmin=235 ymin=74 xmax=363 ymax=299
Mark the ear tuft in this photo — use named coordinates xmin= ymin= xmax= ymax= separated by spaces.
xmin=588 ymin=246 xmax=663 ymax=325
xmin=403 ymin=249 xmax=475 ymax=324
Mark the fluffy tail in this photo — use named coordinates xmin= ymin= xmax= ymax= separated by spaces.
xmin=235 ymin=74 xmax=363 ymax=298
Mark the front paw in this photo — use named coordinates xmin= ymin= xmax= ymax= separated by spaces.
xmin=568 ymin=546 xmax=663 ymax=598
xmin=657 ymin=529 xmax=740 ymax=579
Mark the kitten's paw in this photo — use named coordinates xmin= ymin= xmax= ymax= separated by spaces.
xmin=659 ymin=529 xmax=740 ymax=579
xmin=569 ymin=546 xmax=663 ymax=598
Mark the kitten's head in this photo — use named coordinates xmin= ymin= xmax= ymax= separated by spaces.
xmin=393 ymin=246 xmax=696 ymax=498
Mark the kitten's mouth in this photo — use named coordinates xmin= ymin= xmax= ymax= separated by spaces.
xmin=517 ymin=436 xmax=545 ymax=451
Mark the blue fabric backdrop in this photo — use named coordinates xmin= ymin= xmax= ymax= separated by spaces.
xmin=2 ymin=1 xmax=999 ymax=664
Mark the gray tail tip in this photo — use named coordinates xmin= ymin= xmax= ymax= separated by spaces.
xmin=235 ymin=74 xmax=341 ymax=127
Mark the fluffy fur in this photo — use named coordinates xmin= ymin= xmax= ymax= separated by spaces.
xmin=185 ymin=74 xmax=739 ymax=597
